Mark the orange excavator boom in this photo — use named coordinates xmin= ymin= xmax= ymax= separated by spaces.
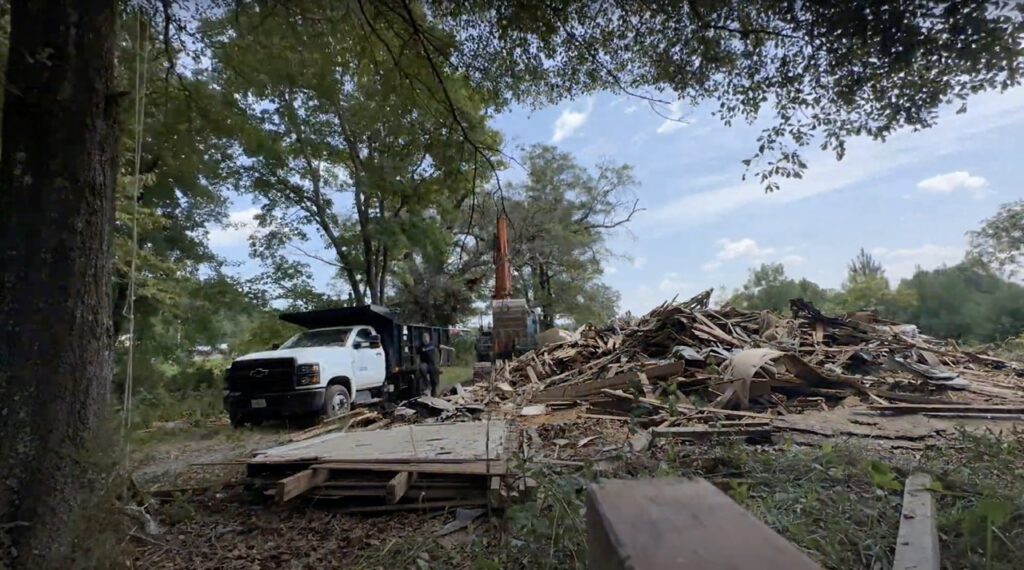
xmin=492 ymin=214 xmax=512 ymax=300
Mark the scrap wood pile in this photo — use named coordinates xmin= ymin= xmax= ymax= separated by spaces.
xmin=497 ymin=290 xmax=1024 ymax=436
xmin=244 ymin=420 xmax=529 ymax=512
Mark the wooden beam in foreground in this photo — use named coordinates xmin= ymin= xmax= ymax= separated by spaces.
xmin=893 ymin=473 xmax=940 ymax=570
xmin=586 ymin=478 xmax=822 ymax=570
xmin=276 ymin=468 xmax=329 ymax=503
xmin=385 ymin=471 xmax=416 ymax=505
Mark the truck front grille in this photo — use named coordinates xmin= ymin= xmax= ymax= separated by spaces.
xmin=226 ymin=358 xmax=296 ymax=393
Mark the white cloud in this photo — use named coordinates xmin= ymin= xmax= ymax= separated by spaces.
xmin=873 ymin=244 xmax=965 ymax=282
xmin=655 ymin=101 xmax=692 ymax=135
xmin=701 ymin=239 xmax=802 ymax=272
xmin=632 ymin=256 xmax=648 ymax=269
xmin=551 ymin=98 xmax=595 ymax=143
xmin=916 ymin=171 xmax=989 ymax=198
xmin=604 ymin=265 xmax=618 ymax=275
xmin=716 ymin=238 xmax=774 ymax=261
xmin=646 ymin=87 xmax=1024 ymax=232
xmin=658 ymin=272 xmax=690 ymax=293
xmin=208 ymin=207 xmax=260 ymax=247
xmin=624 ymin=104 xmax=639 ymax=114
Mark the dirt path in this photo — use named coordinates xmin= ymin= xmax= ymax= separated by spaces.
xmin=131 ymin=425 xmax=285 ymax=489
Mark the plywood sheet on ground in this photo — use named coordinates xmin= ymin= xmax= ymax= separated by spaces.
xmin=251 ymin=420 xmax=508 ymax=464
xmin=774 ymin=407 xmax=1024 ymax=442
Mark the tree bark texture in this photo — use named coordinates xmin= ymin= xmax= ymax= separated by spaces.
xmin=0 ymin=1 xmax=119 ymax=567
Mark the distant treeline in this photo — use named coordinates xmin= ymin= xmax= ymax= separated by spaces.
xmin=727 ymin=250 xmax=1024 ymax=344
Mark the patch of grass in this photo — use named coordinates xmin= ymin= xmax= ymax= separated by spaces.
xmin=920 ymin=428 xmax=1024 ymax=569
xmin=440 ymin=365 xmax=474 ymax=390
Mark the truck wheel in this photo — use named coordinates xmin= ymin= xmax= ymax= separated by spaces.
xmin=323 ymin=384 xmax=351 ymax=418
xmin=229 ymin=412 xmax=246 ymax=429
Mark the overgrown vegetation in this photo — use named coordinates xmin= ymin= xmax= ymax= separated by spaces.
xmin=126 ymin=359 xmax=228 ymax=430
xmin=347 ymin=430 xmax=1024 ymax=569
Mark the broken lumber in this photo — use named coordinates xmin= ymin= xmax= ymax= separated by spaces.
xmin=532 ymin=372 xmax=639 ymax=402
xmin=586 ymin=478 xmax=822 ymax=570
xmin=642 ymin=360 xmax=687 ymax=380
xmin=385 ymin=471 xmax=415 ymax=505
xmin=275 ymin=468 xmax=329 ymax=503
xmin=650 ymin=425 xmax=773 ymax=440
xmin=599 ymin=388 xmax=773 ymax=420
xmin=869 ymin=404 xmax=1024 ymax=415
xmin=893 ymin=473 xmax=939 ymax=570
xmin=921 ymin=412 xmax=1024 ymax=421
xmin=526 ymin=366 xmax=540 ymax=384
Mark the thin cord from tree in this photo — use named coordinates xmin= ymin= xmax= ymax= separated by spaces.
xmin=123 ymin=8 xmax=151 ymax=446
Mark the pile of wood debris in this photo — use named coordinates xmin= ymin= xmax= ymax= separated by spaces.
xmin=234 ymin=291 xmax=1023 ymax=511
xmin=491 ymin=290 xmax=1024 ymax=441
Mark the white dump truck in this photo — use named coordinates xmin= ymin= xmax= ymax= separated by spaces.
xmin=223 ymin=305 xmax=449 ymax=427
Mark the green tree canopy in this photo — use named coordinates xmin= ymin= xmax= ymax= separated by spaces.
xmin=970 ymin=199 xmax=1024 ymax=276
xmin=151 ymin=1 xmax=1024 ymax=189
xmin=728 ymin=262 xmax=831 ymax=314
xmin=502 ymin=144 xmax=637 ymax=328
xmin=894 ymin=262 xmax=1024 ymax=342
xmin=847 ymin=248 xmax=887 ymax=284
xmin=432 ymin=0 xmax=1024 ymax=185
xmin=200 ymin=2 xmax=499 ymax=310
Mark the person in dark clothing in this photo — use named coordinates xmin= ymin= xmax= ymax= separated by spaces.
xmin=418 ymin=332 xmax=439 ymax=396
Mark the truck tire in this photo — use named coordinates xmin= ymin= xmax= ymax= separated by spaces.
xmin=323 ymin=384 xmax=351 ymax=418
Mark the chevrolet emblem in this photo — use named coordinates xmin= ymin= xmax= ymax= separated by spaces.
xmin=250 ymin=368 xmax=269 ymax=378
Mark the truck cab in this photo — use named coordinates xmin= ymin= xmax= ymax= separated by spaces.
xmin=224 ymin=305 xmax=447 ymax=427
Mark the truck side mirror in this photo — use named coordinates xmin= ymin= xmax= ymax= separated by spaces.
xmin=271 ymin=343 xmax=281 ymax=350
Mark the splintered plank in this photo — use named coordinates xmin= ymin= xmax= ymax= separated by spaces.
xmin=642 ymin=361 xmax=687 ymax=381
xmin=586 ymin=478 xmax=822 ymax=570
xmin=276 ymin=468 xmax=329 ymax=503
xmin=650 ymin=426 xmax=773 ymax=440
xmin=533 ymin=373 xmax=639 ymax=402
xmin=526 ymin=366 xmax=540 ymax=384
xmin=386 ymin=471 xmax=416 ymax=504
xmin=600 ymin=389 xmax=772 ymax=420
xmin=869 ymin=404 xmax=1024 ymax=415
xmin=893 ymin=473 xmax=940 ymax=570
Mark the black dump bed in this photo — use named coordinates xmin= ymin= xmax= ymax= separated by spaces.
xmin=279 ymin=305 xmax=449 ymax=373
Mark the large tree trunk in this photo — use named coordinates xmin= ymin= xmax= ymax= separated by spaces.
xmin=0 ymin=1 xmax=119 ymax=567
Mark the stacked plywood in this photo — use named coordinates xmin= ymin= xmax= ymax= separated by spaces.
xmin=246 ymin=420 xmax=516 ymax=512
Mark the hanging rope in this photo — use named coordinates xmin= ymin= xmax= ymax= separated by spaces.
xmin=122 ymin=9 xmax=150 ymax=434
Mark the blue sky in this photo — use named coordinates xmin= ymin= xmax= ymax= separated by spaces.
xmin=209 ymin=87 xmax=1024 ymax=316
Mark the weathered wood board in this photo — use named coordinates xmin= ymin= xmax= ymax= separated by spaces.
xmin=893 ymin=473 xmax=940 ymax=570
xmin=251 ymin=420 xmax=509 ymax=464
xmin=586 ymin=478 xmax=822 ymax=570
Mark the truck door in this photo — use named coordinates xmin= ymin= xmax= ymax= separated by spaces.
xmin=352 ymin=327 xmax=387 ymax=388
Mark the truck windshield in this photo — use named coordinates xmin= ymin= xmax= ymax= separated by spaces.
xmin=279 ymin=328 xmax=352 ymax=349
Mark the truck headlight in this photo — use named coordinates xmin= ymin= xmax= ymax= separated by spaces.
xmin=296 ymin=363 xmax=320 ymax=386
